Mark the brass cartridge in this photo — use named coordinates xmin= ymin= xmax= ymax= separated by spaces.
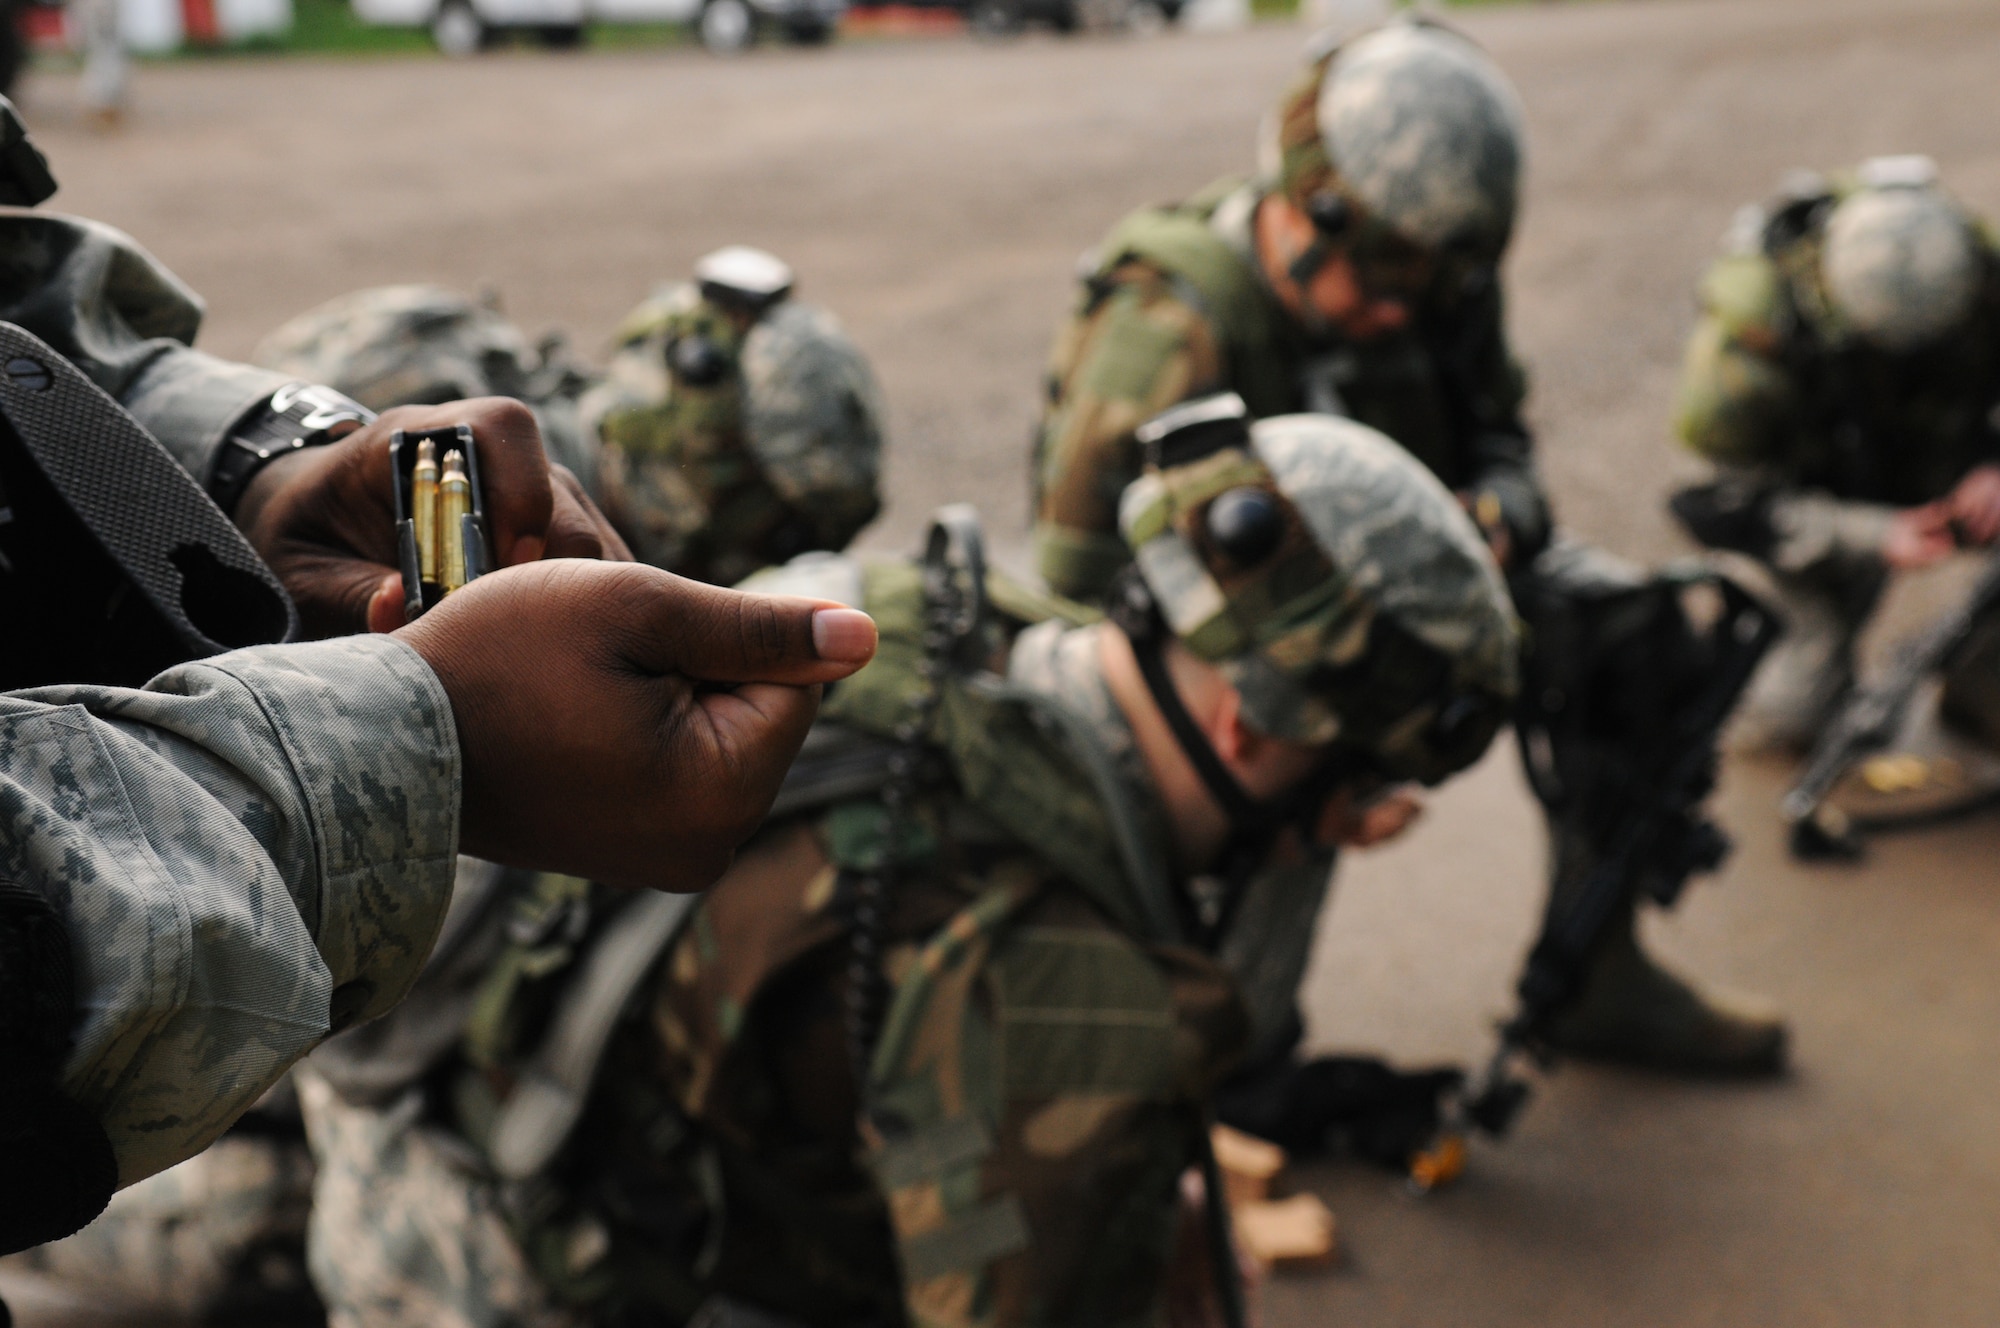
xmin=439 ymin=449 xmax=471 ymax=592
xmin=412 ymin=438 xmax=440 ymax=584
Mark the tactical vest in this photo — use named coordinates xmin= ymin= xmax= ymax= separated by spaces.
xmin=1090 ymin=187 xmax=1301 ymax=424
xmin=1086 ymin=186 xmax=1521 ymax=495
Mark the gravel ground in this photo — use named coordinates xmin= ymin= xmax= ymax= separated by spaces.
xmin=5 ymin=1 xmax=1999 ymax=1323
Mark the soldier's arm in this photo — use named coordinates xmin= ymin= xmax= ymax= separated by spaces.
xmin=1033 ymin=268 xmax=1225 ymax=602
xmin=10 ymin=635 xmax=460 ymax=1191
xmin=9 ymin=561 xmax=874 ymax=1201
xmin=0 ymin=211 xmax=297 ymax=485
xmin=0 ymin=213 xmax=624 ymax=634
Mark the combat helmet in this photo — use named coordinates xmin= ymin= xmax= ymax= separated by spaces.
xmin=585 ymin=247 xmax=885 ymax=579
xmin=739 ymin=298 xmax=886 ymax=523
xmin=1818 ymin=156 xmax=1982 ymax=352
xmin=1261 ymin=15 xmax=1526 ymax=299
xmin=254 ymin=284 xmax=594 ymax=481
xmin=1117 ymin=393 xmax=1519 ymax=792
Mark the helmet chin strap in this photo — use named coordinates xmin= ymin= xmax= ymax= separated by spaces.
xmin=1109 ymin=571 xmax=1264 ymax=829
xmin=1286 ymin=233 xmax=1340 ymax=341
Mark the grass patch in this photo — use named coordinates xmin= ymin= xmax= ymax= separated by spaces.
xmin=282 ymin=0 xmax=437 ymax=51
xmin=119 ymin=0 xmax=693 ymax=60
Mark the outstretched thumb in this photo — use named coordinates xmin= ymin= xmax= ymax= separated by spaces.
xmin=616 ymin=571 xmax=876 ymax=687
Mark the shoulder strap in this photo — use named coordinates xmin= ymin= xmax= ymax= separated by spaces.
xmin=487 ymin=888 xmax=702 ymax=1180
xmin=1095 ymin=202 xmax=1295 ymax=418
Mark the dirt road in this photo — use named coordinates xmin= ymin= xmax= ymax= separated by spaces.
xmin=7 ymin=0 xmax=1999 ymax=1323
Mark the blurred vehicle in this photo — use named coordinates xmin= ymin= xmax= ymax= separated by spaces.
xmin=951 ymin=0 xmax=1179 ymax=37
xmin=352 ymin=0 xmax=842 ymax=54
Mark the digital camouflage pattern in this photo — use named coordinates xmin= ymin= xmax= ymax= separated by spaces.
xmin=582 ymin=282 xmax=884 ymax=584
xmin=1672 ymin=164 xmax=2000 ymax=745
xmin=1032 ymin=20 xmax=1542 ymax=604
xmin=8 ymin=1128 xmax=315 ymax=1315
xmin=253 ymin=284 xmax=599 ymax=492
xmin=1 ymin=634 xmax=459 ymax=1187
xmin=1265 ymin=17 xmax=1524 ymax=262
xmin=297 ymin=1069 xmax=577 ymax=1328
xmin=1120 ymin=412 xmax=1517 ymax=771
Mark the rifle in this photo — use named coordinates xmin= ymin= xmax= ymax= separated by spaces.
xmin=1783 ymin=547 xmax=2000 ymax=860
xmin=1443 ymin=569 xmax=1780 ymax=1148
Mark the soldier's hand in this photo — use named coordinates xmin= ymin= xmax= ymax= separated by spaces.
xmin=1883 ymin=500 xmax=1959 ymax=571
xmin=234 ymin=397 xmax=631 ymax=638
xmin=1946 ymin=463 xmax=2000 ymax=546
xmin=1316 ymin=785 xmax=1425 ymax=849
xmin=397 ymin=558 xmax=877 ymax=892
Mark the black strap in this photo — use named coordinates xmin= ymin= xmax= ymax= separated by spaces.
xmin=1129 ymin=622 xmax=1263 ymax=828
xmin=1108 ymin=570 xmax=1262 ymax=827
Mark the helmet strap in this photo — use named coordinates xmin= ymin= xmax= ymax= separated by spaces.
xmin=1109 ymin=571 xmax=1268 ymax=833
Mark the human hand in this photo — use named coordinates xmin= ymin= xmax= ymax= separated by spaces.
xmin=235 ymin=398 xmax=631 ymax=638
xmin=1315 ymin=785 xmax=1425 ymax=849
xmin=1459 ymin=489 xmax=1514 ymax=570
xmin=397 ymin=558 xmax=877 ymax=892
xmin=1882 ymin=501 xmax=1959 ymax=571
xmin=1946 ymin=464 xmax=2000 ymax=546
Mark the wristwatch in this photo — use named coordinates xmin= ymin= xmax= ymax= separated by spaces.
xmin=207 ymin=382 xmax=374 ymax=514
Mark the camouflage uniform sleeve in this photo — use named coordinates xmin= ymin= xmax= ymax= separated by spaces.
xmin=3 ymin=635 xmax=460 ymax=1187
xmin=0 ymin=211 xmax=290 ymax=489
xmin=1674 ymin=255 xmax=1896 ymax=574
xmin=1033 ymin=266 xmax=1226 ymax=602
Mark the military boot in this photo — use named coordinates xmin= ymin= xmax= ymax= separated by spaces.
xmin=1541 ymin=902 xmax=1787 ymax=1076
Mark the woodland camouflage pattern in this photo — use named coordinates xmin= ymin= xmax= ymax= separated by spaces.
xmin=253 ymin=283 xmax=598 ymax=491
xmin=1032 ymin=19 xmax=1542 ymax=603
xmin=583 ymin=282 xmax=883 ymax=584
xmin=1 ymin=636 xmax=458 ymax=1187
xmin=1673 ymin=167 xmax=2000 ymax=744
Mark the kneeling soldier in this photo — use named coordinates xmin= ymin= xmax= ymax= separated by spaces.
xmin=295 ymin=401 xmax=1517 ymax=1328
